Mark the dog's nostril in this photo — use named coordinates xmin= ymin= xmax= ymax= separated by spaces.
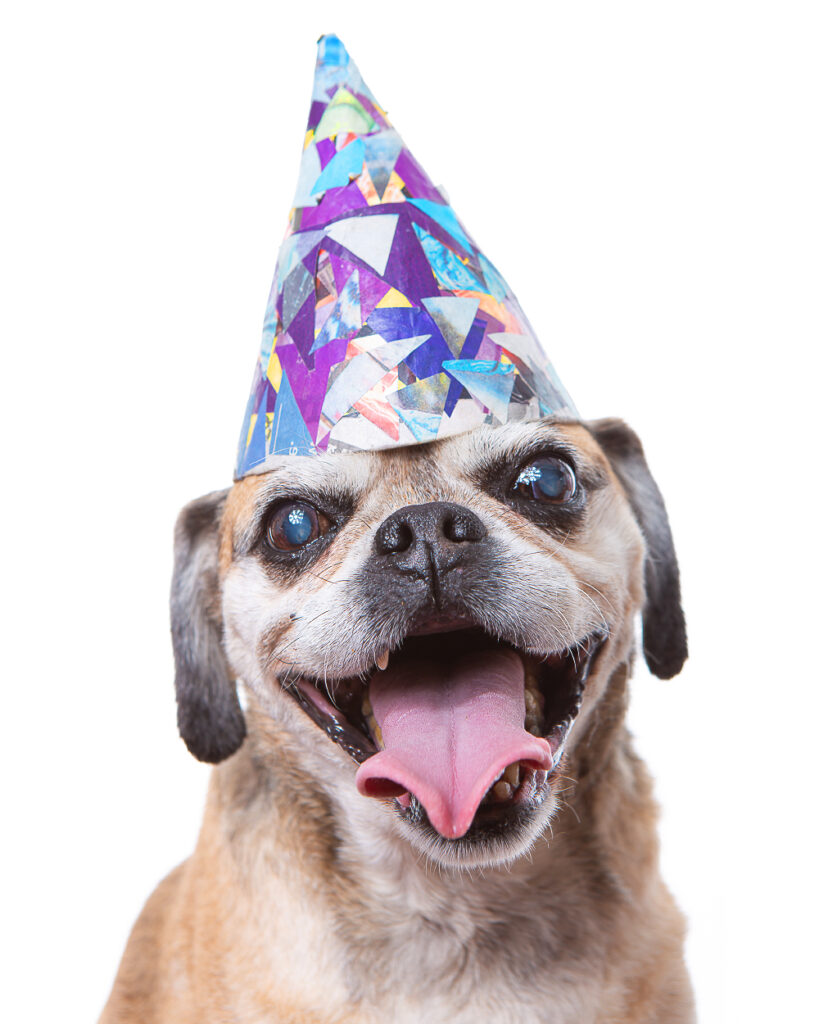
xmin=375 ymin=518 xmax=414 ymax=555
xmin=442 ymin=510 xmax=485 ymax=544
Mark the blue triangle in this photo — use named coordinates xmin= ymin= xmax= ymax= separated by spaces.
xmin=408 ymin=199 xmax=472 ymax=252
xmin=412 ymin=224 xmax=484 ymax=291
xmin=394 ymin=408 xmax=442 ymax=442
xmin=311 ymin=138 xmax=365 ymax=195
xmin=243 ymin=385 xmax=271 ymax=472
xmin=269 ymin=368 xmax=315 ymax=456
xmin=442 ymin=359 xmax=516 ymax=421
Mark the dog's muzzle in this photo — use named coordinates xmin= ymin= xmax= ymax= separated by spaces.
xmin=282 ymin=501 xmax=608 ymax=843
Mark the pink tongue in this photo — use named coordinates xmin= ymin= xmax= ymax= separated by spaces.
xmin=355 ymin=648 xmax=552 ymax=839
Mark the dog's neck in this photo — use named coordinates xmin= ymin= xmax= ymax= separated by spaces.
xmin=195 ymin=658 xmax=664 ymax=1014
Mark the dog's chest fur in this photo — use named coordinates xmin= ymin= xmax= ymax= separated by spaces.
xmin=141 ymin=716 xmax=689 ymax=1024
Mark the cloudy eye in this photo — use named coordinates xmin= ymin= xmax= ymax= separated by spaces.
xmin=266 ymin=502 xmax=325 ymax=551
xmin=512 ymin=457 xmax=577 ymax=504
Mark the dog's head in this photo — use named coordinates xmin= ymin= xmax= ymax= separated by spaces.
xmin=171 ymin=418 xmax=685 ymax=868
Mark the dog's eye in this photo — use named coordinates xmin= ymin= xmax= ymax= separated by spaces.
xmin=512 ymin=457 xmax=576 ymax=503
xmin=266 ymin=502 xmax=326 ymax=551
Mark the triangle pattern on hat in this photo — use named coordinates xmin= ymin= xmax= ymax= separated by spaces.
xmin=291 ymin=144 xmax=322 ymax=209
xmin=319 ymin=333 xmax=430 ymax=434
xmin=478 ymin=253 xmax=510 ymax=302
xmin=311 ymin=138 xmax=366 ymax=196
xmin=325 ymin=214 xmax=398 ymax=276
xmin=315 ymin=88 xmax=376 ymax=141
xmin=312 ymin=34 xmax=375 ymax=105
xmin=357 ymin=266 xmax=392 ymax=321
xmin=377 ymin=287 xmax=413 ymax=308
xmin=312 ymin=268 xmax=362 ymax=353
xmin=442 ymin=359 xmax=517 ymax=422
xmin=490 ymin=332 xmax=569 ymax=415
xmin=245 ymin=381 xmax=273 ymax=467
xmin=394 ymin=407 xmax=442 ymax=443
xmin=282 ymin=260 xmax=314 ymax=331
xmin=269 ymin=368 xmax=315 ymax=456
xmin=421 ymin=297 xmax=480 ymax=357
xmin=277 ymin=230 xmax=324 ymax=285
xmin=408 ymin=199 xmax=472 ymax=252
xmin=389 ymin=372 xmax=451 ymax=415
xmin=363 ymin=129 xmax=403 ymax=198
xmin=411 ymin=224 xmax=484 ymax=292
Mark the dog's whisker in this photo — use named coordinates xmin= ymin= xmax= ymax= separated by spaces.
xmin=266 ymin=609 xmax=335 ymax=669
xmin=578 ymin=579 xmax=616 ymax=613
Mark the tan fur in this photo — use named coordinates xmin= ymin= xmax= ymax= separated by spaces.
xmin=101 ymin=422 xmax=694 ymax=1023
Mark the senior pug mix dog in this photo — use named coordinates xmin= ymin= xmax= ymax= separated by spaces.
xmin=102 ymin=35 xmax=693 ymax=1024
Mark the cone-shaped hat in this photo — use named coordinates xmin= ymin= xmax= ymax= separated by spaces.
xmin=236 ymin=34 xmax=576 ymax=478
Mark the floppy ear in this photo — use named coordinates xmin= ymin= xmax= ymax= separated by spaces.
xmin=587 ymin=418 xmax=688 ymax=679
xmin=170 ymin=489 xmax=246 ymax=762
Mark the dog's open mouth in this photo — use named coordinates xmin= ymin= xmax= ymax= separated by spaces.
xmin=288 ymin=626 xmax=606 ymax=840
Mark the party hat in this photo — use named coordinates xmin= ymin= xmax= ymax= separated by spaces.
xmin=235 ymin=34 xmax=576 ymax=478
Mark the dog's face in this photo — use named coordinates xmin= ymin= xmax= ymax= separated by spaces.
xmin=171 ymin=418 xmax=685 ymax=869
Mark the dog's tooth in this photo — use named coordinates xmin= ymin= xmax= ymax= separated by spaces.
xmin=375 ymin=649 xmax=390 ymax=671
xmin=362 ymin=694 xmax=372 ymax=716
xmin=365 ymin=712 xmax=383 ymax=749
xmin=492 ymin=781 xmax=513 ymax=802
xmin=525 ymin=708 xmax=543 ymax=736
xmin=524 ymin=690 xmax=539 ymax=718
xmin=524 ymin=689 xmax=545 ymax=735
xmin=502 ymin=763 xmax=520 ymax=788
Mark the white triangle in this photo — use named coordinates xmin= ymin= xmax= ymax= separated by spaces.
xmin=422 ymin=296 xmax=480 ymax=355
xmin=444 ymin=362 xmax=516 ymax=422
xmin=325 ymin=214 xmax=399 ymax=275
xmin=488 ymin=332 xmax=548 ymax=371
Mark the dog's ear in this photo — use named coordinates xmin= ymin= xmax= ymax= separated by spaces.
xmin=586 ymin=418 xmax=687 ymax=679
xmin=170 ymin=489 xmax=246 ymax=763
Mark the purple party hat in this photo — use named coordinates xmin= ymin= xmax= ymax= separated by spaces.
xmin=235 ymin=34 xmax=576 ymax=478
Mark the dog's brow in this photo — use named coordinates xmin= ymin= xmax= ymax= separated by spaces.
xmin=462 ymin=421 xmax=582 ymax=471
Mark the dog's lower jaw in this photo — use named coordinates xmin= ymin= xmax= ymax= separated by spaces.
xmin=102 ymin=659 xmax=693 ymax=1024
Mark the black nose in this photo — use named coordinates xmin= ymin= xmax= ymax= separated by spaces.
xmin=374 ymin=501 xmax=486 ymax=559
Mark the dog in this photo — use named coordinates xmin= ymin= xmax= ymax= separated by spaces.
xmin=101 ymin=415 xmax=693 ymax=1023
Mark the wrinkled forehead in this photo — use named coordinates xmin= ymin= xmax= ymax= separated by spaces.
xmin=221 ymin=420 xmax=609 ymax=555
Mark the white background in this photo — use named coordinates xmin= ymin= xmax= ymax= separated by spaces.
xmin=2 ymin=2 xmax=817 ymax=1021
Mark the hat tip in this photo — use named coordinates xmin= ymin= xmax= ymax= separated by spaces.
xmin=316 ymin=33 xmax=350 ymax=67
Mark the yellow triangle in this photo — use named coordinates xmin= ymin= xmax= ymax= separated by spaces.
xmin=266 ymin=351 xmax=283 ymax=391
xmin=245 ymin=413 xmax=258 ymax=448
xmin=376 ymin=287 xmax=413 ymax=309
xmin=380 ymin=170 xmax=405 ymax=203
